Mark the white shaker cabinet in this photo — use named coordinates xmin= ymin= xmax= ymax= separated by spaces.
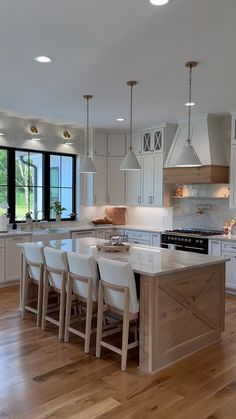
xmin=131 ymin=132 xmax=142 ymax=155
xmin=93 ymin=132 xmax=107 ymax=156
xmin=107 ymin=134 xmax=126 ymax=157
xmin=0 ymin=240 xmax=5 ymax=283
xmin=229 ymin=145 xmax=236 ymax=209
xmin=208 ymin=240 xmax=222 ymax=256
xmin=107 ymin=157 xmax=125 ymax=205
xmin=222 ymin=252 xmax=236 ymax=291
xmin=142 ymin=154 xmax=163 ymax=206
xmin=86 ymin=156 xmax=107 ymax=205
xmin=142 ymin=155 xmax=155 ymax=205
xmin=150 ymin=233 xmax=161 ymax=247
xmin=153 ymin=154 xmax=163 ymax=207
xmin=5 ymin=236 xmax=31 ymax=282
xmin=126 ymin=155 xmax=142 ymax=205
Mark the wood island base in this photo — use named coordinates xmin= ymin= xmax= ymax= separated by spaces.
xmin=139 ymin=262 xmax=225 ymax=374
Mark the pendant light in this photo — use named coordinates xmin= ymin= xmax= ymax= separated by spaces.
xmin=175 ymin=61 xmax=201 ymax=167
xmin=80 ymin=95 xmax=97 ymax=173
xmin=120 ymin=81 xmax=141 ymax=170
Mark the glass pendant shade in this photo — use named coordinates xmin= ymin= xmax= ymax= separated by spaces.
xmin=120 ymin=149 xmax=141 ymax=170
xmin=175 ymin=143 xmax=201 ymax=167
xmin=80 ymin=154 xmax=97 ymax=173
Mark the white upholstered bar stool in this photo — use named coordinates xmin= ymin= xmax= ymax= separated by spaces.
xmin=42 ymin=247 xmax=68 ymax=340
xmin=22 ymin=243 xmax=45 ymax=327
xmin=96 ymin=257 xmax=139 ymax=371
xmin=64 ymin=252 xmax=99 ymax=353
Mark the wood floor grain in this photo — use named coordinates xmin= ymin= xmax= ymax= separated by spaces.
xmin=1 ymin=286 xmax=236 ymax=418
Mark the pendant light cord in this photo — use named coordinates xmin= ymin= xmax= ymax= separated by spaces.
xmin=86 ymin=96 xmax=89 ymax=156
xmin=130 ymin=83 xmax=133 ymax=151
xmin=187 ymin=64 xmax=192 ymax=145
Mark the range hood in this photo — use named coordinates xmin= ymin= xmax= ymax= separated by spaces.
xmin=164 ymin=114 xmax=230 ymax=184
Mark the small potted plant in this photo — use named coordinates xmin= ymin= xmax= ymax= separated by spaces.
xmin=25 ymin=211 xmax=33 ymax=224
xmin=50 ymin=200 xmax=66 ymax=222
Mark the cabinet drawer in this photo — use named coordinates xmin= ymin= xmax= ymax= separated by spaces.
xmin=125 ymin=230 xmax=150 ymax=245
xmin=125 ymin=230 xmax=150 ymax=241
xmin=222 ymin=242 xmax=236 ymax=252
xmin=0 ymin=239 xmax=5 ymax=248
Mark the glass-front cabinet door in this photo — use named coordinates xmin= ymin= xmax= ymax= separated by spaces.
xmin=142 ymin=128 xmax=163 ymax=153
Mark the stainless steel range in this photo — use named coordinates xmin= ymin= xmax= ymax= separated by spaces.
xmin=161 ymin=229 xmax=223 ymax=254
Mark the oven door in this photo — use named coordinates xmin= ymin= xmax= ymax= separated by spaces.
xmin=161 ymin=242 xmax=208 ymax=254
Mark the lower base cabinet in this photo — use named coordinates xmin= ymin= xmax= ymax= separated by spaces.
xmin=209 ymin=239 xmax=236 ymax=292
xmin=5 ymin=236 xmax=31 ymax=282
xmin=0 ymin=246 xmax=5 ymax=283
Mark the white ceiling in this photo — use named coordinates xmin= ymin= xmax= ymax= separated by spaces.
xmin=0 ymin=0 xmax=236 ymax=130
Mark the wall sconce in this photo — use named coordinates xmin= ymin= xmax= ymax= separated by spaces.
xmin=63 ymin=130 xmax=73 ymax=145
xmin=30 ymin=126 xmax=43 ymax=141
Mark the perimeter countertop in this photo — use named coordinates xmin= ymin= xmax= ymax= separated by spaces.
xmin=23 ymin=237 xmax=227 ymax=277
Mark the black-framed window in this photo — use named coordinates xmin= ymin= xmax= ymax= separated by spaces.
xmin=0 ymin=146 xmax=76 ymax=222
xmin=0 ymin=148 xmax=8 ymax=215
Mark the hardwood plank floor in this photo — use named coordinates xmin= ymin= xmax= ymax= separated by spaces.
xmin=1 ymin=285 xmax=236 ymax=418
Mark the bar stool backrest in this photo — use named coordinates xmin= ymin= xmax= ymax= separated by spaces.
xmin=44 ymin=247 xmax=68 ymax=289
xmin=67 ymin=252 xmax=99 ymax=301
xmin=98 ymin=257 xmax=139 ymax=314
xmin=23 ymin=243 xmax=45 ymax=282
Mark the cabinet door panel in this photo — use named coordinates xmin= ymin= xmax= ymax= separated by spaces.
xmin=6 ymin=237 xmax=30 ymax=282
xmin=132 ymin=132 xmax=142 ymax=154
xmin=208 ymin=240 xmax=222 ymax=256
xmin=0 ymin=248 xmax=5 ymax=282
xmin=222 ymin=252 xmax=236 ymax=290
xmin=86 ymin=156 xmax=107 ymax=205
xmin=94 ymin=132 xmax=107 ymax=156
xmin=108 ymin=134 xmax=126 ymax=156
xmin=126 ymin=155 xmax=142 ymax=205
xmin=230 ymin=145 xmax=236 ymax=209
xmin=107 ymin=157 xmax=125 ymax=204
xmin=154 ymin=154 xmax=163 ymax=207
xmin=142 ymin=155 xmax=154 ymax=205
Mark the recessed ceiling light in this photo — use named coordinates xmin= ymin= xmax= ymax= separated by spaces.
xmin=0 ymin=132 xmax=4 ymax=136
xmin=34 ymin=56 xmax=52 ymax=63
xmin=116 ymin=118 xmax=125 ymax=122
xmin=149 ymin=0 xmax=170 ymax=5
xmin=185 ymin=102 xmax=196 ymax=106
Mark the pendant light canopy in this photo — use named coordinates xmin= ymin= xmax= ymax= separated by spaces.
xmin=80 ymin=95 xmax=97 ymax=173
xmin=175 ymin=61 xmax=201 ymax=167
xmin=120 ymin=81 xmax=141 ymax=171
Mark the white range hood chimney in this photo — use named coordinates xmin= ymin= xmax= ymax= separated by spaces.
xmin=165 ymin=114 xmax=230 ymax=167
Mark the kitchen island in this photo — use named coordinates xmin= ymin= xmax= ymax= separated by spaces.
xmin=19 ymin=237 xmax=226 ymax=374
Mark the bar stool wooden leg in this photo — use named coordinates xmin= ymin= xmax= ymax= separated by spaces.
xmin=59 ymin=273 xmax=66 ymax=341
xmin=22 ymin=260 xmax=28 ymax=320
xmin=96 ymin=282 xmax=104 ymax=358
xmin=42 ymin=268 xmax=49 ymax=330
xmin=36 ymin=266 xmax=43 ymax=327
xmin=64 ymin=276 xmax=72 ymax=343
xmin=121 ymin=288 xmax=130 ymax=372
xmin=84 ymin=279 xmax=93 ymax=353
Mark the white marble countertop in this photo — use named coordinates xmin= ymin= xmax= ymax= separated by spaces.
xmin=19 ymin=237 xmax=227 ymax=277
xmin=207 ymin=234 xmax=236 ymax=241
xmin=0 ymin=223 xmax=163 ymax=238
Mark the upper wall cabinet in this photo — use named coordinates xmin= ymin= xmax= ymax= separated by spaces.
xmin=142 ymin=129 xmax=163 ymax=154
xmin=93 ymin=132 xmax=107 ymax=156
xmin=107 ymin=134 xmax=126 ymax=156
xmin=230 ymin=114 xmax=236 ymax=209
xmin=131 ymin=132 xmax=142 ymax=155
